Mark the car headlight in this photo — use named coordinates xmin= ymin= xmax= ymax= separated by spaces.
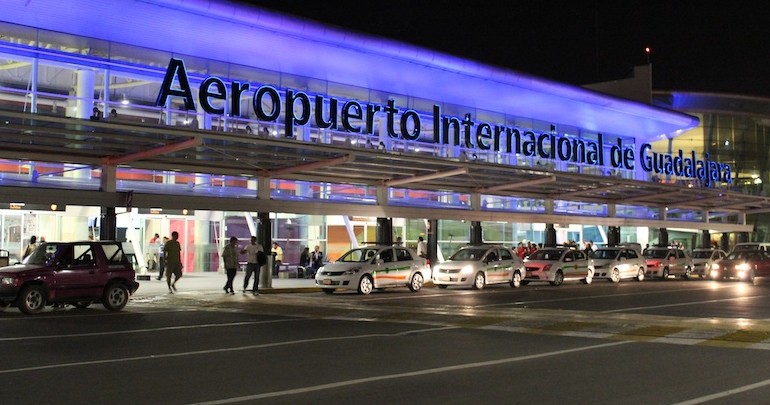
xmin=1 ymin=277 xmax=15 ymax=285
xmin=736 ymin=263 xmax=750 ymax=271
xmin=460 ymin=265 xmax=474 ymax=274
xmin=711 ymin=263 xmax=720 ymax=270
xmin=710 ymin=269 xmax=719 ymax=278
xmin=344 ymin=266 xmax=362 ymax=275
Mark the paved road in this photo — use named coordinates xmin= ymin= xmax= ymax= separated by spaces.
xmin=3 ymin=277 xmax=770 ymax=404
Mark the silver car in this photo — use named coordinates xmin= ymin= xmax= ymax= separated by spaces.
xmin=589 ymin=247 xmax=646 ymax=283
xmin=691 ymin=248 xmax=727 ymax=278
xmin=432 ymin=244 xmax=524 ymax=289
xmin=315 ymin=245 xmax=429 ymax=295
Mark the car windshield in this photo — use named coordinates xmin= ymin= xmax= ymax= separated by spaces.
xmin=644 ymin=249 xmax=668 ymax=259
xmin=449 ymin=248 xmax=488 ymax=261
xmin=527 ymin=249 xmax=562 ymax=261
xmin=23 ymin=242 xmax=52 ymax=265
xmin=691 ymin=251 xmax=713 ymax=259
xmin=337 ymin=248 xmax=380 ymax=262
xmin=592 ymin=249 xmax=620 ymax=260
xmin=726 ymin=251 xmax=763 ymax=261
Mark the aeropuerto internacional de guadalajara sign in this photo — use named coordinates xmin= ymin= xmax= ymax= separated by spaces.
xmin=156 ymin=58 xmax=732 ymax=187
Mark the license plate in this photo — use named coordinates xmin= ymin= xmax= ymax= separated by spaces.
xmin=323 ymin=279 xmax=332 ymax=285
xmin=440 ymin=277 xmax=450 ymax=282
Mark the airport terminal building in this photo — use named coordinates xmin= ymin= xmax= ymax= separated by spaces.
xmin=1 ymin=0 xmax=766 ymax=277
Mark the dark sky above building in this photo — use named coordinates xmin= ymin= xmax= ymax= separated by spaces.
xmin=245 ymin=1 xmax=770 ymax=97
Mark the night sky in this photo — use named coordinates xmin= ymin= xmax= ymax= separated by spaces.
xmin=244 ymin=1 xmax=770 ymax=97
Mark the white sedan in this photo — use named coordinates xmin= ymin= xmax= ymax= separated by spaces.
xmin=590 ymin=247 xmax=646 ymax=282
xmin=432 ymin=244 xmax=524 ymax=289
xmin=315 ymin=245 xmax=429 ymax=295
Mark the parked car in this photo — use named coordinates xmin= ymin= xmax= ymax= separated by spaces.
xmin=731 ymin=243 xmax=770 ymax=253
xmin=523 ymin=247 xmax=593 ymax=286
xmin=690 ymin=248 xmax=727 ymax=278
xmin=589 ymin=246 xmax=646 ymax=282
xmin=432 ymin=244 xmax=524 ymax=289
xmin=0 ymin=241 xmax=139 ymax=314
xmin=643 ymin=247 xmax=693 ymax=279
xmin=710 ymin=249 xmax=770 ymax=282
xmin=315 ymin=245 xmax=429 ymax=294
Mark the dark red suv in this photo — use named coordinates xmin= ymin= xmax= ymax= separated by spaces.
xmin=0 ymin=241 xmax=139 ymax=314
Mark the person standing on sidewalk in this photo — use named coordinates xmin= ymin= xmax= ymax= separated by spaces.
xmin=163 ymin=231 xmax=183 ymax=293
xmin=241 ymin=236 xmax=263 ymax=295
xmin=271 ymin=242 xmax=283 ymax=277
xmin=222 ymin=236 xmax=239 ymax=294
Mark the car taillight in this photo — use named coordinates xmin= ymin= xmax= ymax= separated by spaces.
xmin=425 ymin=259 xmax=431 ymax=267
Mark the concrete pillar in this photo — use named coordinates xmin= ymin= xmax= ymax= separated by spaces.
xmin=659 ymin=228 xmax=669 ymax=246
xmin=100 ymin=164 xmax=116 ymax=193
xmin=545 ymin=224 xmax=557 ymax=247
xmin=258 ymin=212 xmax=272 ymax=288
xmin=721 ymin=233 xmax=730 ymax=252
xmin=376 ymin=217 xmax=393 ymax=246
xmin=607 ymin=226 xmax=621 ymax=246
xmin=75 ymin=69 xmax=95 ymax=119
xmin=100 ymin=206 xmax=116 ymax=240
xmin=738 ymin=232 xmax=749 ymax=244
xmin=427 ymin=219 xmax=438 ymax=267
xmin=470 ymin=221 xmax=483 ymax=245
xmin=701 ymin=230 xmax=711 ymax=249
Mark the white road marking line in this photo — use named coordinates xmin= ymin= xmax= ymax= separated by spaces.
xmin=189 ymin=340 xmax=631 ymax=404
xmin=0 ymin=318 xmax=301 ymax=341
xmin=602 ymin=295 xmax=764 ymax=313
xmin=478 ymin=285 xmax=727 ymax=308
xmin=0 ymin=308 xmax=195 ymax=321
xmin=0 ymin=326 xmax=456 ymax=374
xmin=672 ymin=377 xmax=770 ymax=404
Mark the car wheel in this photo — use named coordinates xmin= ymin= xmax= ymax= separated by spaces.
xmin=683 ymin=267 xmax=692 ymax=280
xmin=72 ymin=301 xmax=92 ymax=309
xmin=510 ymin=271 xmax=522 ymax=288
xmin=472 ymin=272 xmax=485 ymax=290
xmin=19 ymin=285 xmax=46 ymax=314
xmin=661 ymin=268 xmax=670 ymax=280
xmin=408 ymin=273 xmax=424 ymax=292
xmin=582 ymin=269 xmax=593 ymax=285
xmin=550 ymin=270 xmax=564 ymax=286
xmin=636 ymin=267 xmax=645 ymax=281
xmin=322 ymin=288 xmax=335 ymax=294
xmin=610 ymin=268 xmax=621 ymax=283
xmin=357 ymin=275 xmax=374 ymax=295
xmin=102 ymin=283 xmax=129 ymax=311
xmin=437 ymin=284 xmax=448 ymax=289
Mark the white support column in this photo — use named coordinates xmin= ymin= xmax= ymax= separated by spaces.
xmin=100 ymin=164 xmax=116 ymax=192
xmin=74 ymin=69 xmax=95 ymax=119
xmin=343 ymin=215 xmax=359 ymax=248
xmin=258 ymin=177 xmax=271 ymax=200
xmin=30 ymin=58 xmax=38 ymax=113
xmin=376 ymin=185 xmax=388 ymax=206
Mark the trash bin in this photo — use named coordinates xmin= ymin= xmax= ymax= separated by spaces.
xmin=0 ymin=250 xmax=9 ymax=267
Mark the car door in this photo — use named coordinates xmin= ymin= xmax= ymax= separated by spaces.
xmin=624 ymin=249 xmax=643 ymax=278
xmin=372 ymin=248 xmax=396 ymax=287
xmin=50 ymin=243 xmax=101 ymax=299
xmin=754 ymin=251 xmax=770 ymax=277
xmin=393 ymin=248 xmax=416 ymax=286
xmin=496 ymin=248 xmax=515 ymax=283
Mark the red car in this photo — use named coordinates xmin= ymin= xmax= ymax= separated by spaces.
xmin=710 ymin=249 xmax=770 ymax=283
xmin=0 ymin=241 xmax=139 ymax=314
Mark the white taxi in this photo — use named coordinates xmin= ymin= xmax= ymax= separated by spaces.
xmin=315 ymin=245 xmax=429 ymax=295
xmin=589 ymin=246 xmax=646 ymax=283
xmin=523 ymin=247 xmax=593 ymax=286
xmin=432 ymin=244 xmax=524 ymax=289
xmin=691 ymin=248 xmax=727 ymax=278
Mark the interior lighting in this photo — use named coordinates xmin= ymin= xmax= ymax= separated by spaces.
xmin=150 ymin=207 xmax=162 ymax=214
xmin=121 ymin=94 xmax=130 ymax=105
xmin=182 ymin=208 xmax=188 ymax=215
xmin=50 ymin=203 xmax=57 ymax=211
xmin=9 ymin=202 xmax=24 ymax=210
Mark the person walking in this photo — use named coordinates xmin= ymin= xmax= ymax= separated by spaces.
xmin=241 ymin=236 xmax=263 ymax=295
xmin=222 ymin=236 xmax=239 ymax=294
xmin=163 ymin=231 xmax=183 ymax=293
xmin=22 ymin=235 xmax=37 ymax=260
